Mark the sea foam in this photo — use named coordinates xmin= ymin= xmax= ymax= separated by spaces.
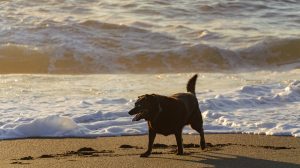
xmin=0 ymin=74 xmax=299 ymax=139
xmin=0 ymin=115 xmax=89 ymax=139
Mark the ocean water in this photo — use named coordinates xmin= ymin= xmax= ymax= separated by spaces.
xmin=0 ymin=0 xmax=299 ymax=139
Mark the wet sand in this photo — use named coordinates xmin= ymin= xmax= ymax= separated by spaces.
xmin=0 ymin=134 xmax=299 ymax=168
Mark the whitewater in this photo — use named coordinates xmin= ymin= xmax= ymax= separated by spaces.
xmin=0 ymin=0 xmax=299 ymax=139
xmin=0 ymin=72 xmax=299 ymax=139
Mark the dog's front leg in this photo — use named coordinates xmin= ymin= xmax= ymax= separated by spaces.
xmin=140 ymin=129 xmax=156 ymax=157
xmin=175 ymin=130 xmax=184 ymax=155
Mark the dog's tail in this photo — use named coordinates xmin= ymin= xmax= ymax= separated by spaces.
xmin=187 ymin=74 xmax=198 ymax=95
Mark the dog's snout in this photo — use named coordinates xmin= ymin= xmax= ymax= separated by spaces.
xmin=128 ymin=107 xmax=138 ymax=115
xmin=128 ymin=109 xmax=133 ymax=115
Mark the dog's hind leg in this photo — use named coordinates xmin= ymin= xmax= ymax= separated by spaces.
xmin=140 ymin=129 xmax=156 ymax=157
xmin=190 ymin=109 xmax=206 ymax=150
xmin=175 ymin=129 xmax=184 ymax=155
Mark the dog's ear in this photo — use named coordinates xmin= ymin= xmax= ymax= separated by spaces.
xmin=137 ymin=95 xmax=147 ymax=100
xmin=139 ymin=94 xmax=150 ymax=100
xmin=145 ymin=94 xmax=156 ymax=97
xmin=138 ymin=94 xmax=151 ymax=98
xmin=146 ymin=94 xmax=162 ymax=122
xmin=144 ymin=94 xmax=157 ymax=101
xmin=145 ymin=94 xmax=160 ymax=111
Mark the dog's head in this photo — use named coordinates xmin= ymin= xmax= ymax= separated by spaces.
xmin=128 ymin=94 xmax=161 ymax=121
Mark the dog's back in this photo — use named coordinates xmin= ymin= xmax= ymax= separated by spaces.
xmin=171 ymin=93 xmax=198 ymax=120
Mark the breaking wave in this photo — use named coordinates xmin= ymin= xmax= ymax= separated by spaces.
xmin=0 ymin=20 xmax=299 ymax=74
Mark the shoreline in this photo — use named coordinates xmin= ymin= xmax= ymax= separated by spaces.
xmin=1 ymin=134 xmax=299 ymax=167
xmin=1 ymin=132 xmax=299 ymax=141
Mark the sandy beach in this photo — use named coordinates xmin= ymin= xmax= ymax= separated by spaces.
xmin=0 ymin=134 xmax=299 ymax=168
xmin=1 ymin=0 xmax=300 ymax=167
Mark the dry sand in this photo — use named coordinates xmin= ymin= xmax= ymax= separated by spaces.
xmin=0 ymin=134 xmax=299 ymax=168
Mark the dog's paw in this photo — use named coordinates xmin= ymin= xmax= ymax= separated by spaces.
xmin=140 ymin=152 xmax=151 ymax=157
xmin=201 ymin=141 xmax=206 ymax=150
xmin=176 ymin=151 xmax=184 ymax=155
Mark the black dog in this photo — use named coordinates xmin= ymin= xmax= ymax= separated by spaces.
xmin=128 ymin=74 xmax=205 ymax=157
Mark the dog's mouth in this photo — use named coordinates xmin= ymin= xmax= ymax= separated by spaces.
xmin=129 ymin=108 xmax=149 ymax=121
xmin=132 ymin=112 xmax=146 ymax=121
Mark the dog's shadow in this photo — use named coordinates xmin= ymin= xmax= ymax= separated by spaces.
xmin=149 ymin=152 xmax=300 ymax=168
